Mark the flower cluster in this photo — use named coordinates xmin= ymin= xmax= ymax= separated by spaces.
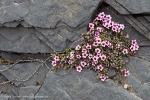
xmin=51 ymin=12 xmax=139 ymax=82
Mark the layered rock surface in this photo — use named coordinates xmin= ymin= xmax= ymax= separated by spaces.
xmin=0 ymin=0 xmax=150 ymax=100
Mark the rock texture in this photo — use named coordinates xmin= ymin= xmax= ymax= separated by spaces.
xmin=0 ymin=0 xmax=103 ymax=53
xmin=35 ymin=70 xmax=139 ymax=100
xmin=0 ymin=0 xmax=150 ymax=100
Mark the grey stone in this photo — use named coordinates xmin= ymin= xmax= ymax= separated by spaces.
xmin=0 ymin=94 xmax=9 ymax=100
xmin=135 ymin=47 xmax=150 ymax=62
xmin=0 ymin=62 xmax=47 ymax=86
xmin=116 ymin=0 xmax=150 ymax=14
xmin=127 ymin=74 xmax=142 ymax=92
xmin=137 ymin=83 xmax=150 ymax=100
xmin=19 ymin=86 xmax=40 ymax=100
xmin=0 ymin=27 xmax=52 ymax=53
xmin=0 ymin=52 xmax=22 ymax=62
xmin=35 ymin=69 xmax=136 ymax=100
xmin=104 ymin=0 xmax=130 ymax=14
xmin=0 ymin=0 xmax=103 ymax=53
xmin=18 ymin=0 xmax=103 ymax=28
xmin=126 ymin=57 xmax=150 ymax=83
xmin=0 ymin=2 xmax=29 ymax=24
xmin=108 ymin=69 xmax=116 ymax=77
xmin=0 ymin=73 xmax=16 ymax=96
xmin=3 ymin=22 xmax=19 ymax=27
xmin=0 ymin=0 xmax=28 ymax=7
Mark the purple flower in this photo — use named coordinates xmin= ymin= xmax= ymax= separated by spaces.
xmin=97 ymin=65 xmax=104 ymax=71
xmin=89 ymin=23 xmax=94 ymax=28
xmin=76 ymin=66 xmax=82 ymax=72
xmin=80 ymin=61 xmax=87 ymax=67
xmin=124 ymin=71 xmax=130 ymax=77
xmin=76 ymin=54 xmax=81 ymax=59
xmin=122 ymin=49 xmax=128 ymax=54
xmin=54 ymin=56 xmax=59 ymax=61
xmin=52 ymin=61 xmax=57 ymax=66
xmin=75 ymin=45 xmax=81 ymax=50
xmin=100 ymin=75 xmax=106 ymax=81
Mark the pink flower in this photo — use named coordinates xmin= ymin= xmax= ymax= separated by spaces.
xmin=93 ymin=41 xmax=99 ymax=47
xmin=117 ymin=28 xmax=121 ymax=33
xmin=107 ymin=42 xmax=111 ymax=47
xmin=52 ymin=61 xmax=57 ymax=66
xmin=92 ymin=61 xmax=97 ymax=66
xmin=132 ymin=40 xmax=137 ymax=45
xmin=134 ymin=44 xmax=139 ymax=50
xmin=89 ymin=23 xmax=94 ymax=28
xmin=76 ymin=54 xmax=81 ymax=59
xmin=95 ymin=48 xmax=101 ymax=53
xmin=120 ymin=24 xmax=125 ymax=30
xmin=103 ymin=23 xmax=111 ymax=29
xmin=112 ymin=26 xmax=117 ymax=32
xmin=96 ymin=16 xmax=103 ymax=21
xmin=68 ymin=60 xmax=72 ymax=64
xmin=101 ymin=54 xmax=106 ymax=61
xmin=130 ymin=52 xmax=133 ymax=56
xmin=130 ymin=46 xmax=135 ymax=52
xmin=76 ymin=66 xmax=82 ymax=72
xmin=105 ymin=41 xmax=110 ymax=46
xmin=80 ymin=61 xmax=87 ymax=67
xmin=75 ymin=45 xmax=81 ymax=50
xmin=95 ymin=37 xmax=101 ymax=44
xmin=70 ymin=55 xmax=74 ymax=59
xmin=82 ymin=53 xmax=88 ymax=58
xmin=96 ymin=53 xmax=101 ymax=58
xmin=54 ymin=56 xmax=59 ymax=61
xmin=88 ymin=54 xmax=93 ymax=59
xmin=86 ymin=44 xmax=92 ymax=49
xmin=109 ymin=21 xmax=114 ymax=27
xmin=124 ymin=71 xmax=130 ymax=77
xmin=93 ymin=56 xmax=99 ymax=62
xmin=97 ymin=65 xmax=104 ymax=71
xmin=100 ymin=75 xmax=106 ymax=81
xmin=101 ymin=41 xmax=106 ymax=47
xmin=82 ymin=48 xmax=87 ymax=53
xmin=70 ymin=52 xmax=74 ymax=59
xmin=95 ymin=31 xmax=100 ymax=37
xmin=94 ymin=21 xmax=99 ymax=25
xmin=106 ymin=15 xmax=112 ymax=20
xmin=98 ymin=12 xmax=105 ymax=17
xmin=116 ymin=44 xmax=120 ymax=49
xmin=90 ymin=28 xmax=94 ymax=34
xmin=122 ymin=49 xmax=128 ymax=54
xmin=70 ymin=51 xmax=74 ymax=55
xmin=97 ymin=27 xmax=103 ymax=32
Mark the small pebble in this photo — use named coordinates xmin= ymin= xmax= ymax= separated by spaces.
xmin=124 ymin=84 xmax=128 ymax=89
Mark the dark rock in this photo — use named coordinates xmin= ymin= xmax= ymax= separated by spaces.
xmin=0 ymin=73 xmax=16 ymax=96
xmin=0 ymin=94 xmax=9 ymax=100
xmin=116 ymin=0 xmax=150 ymax=14
xmin=126 ymin=57 xmax=150 ymax=83
xmin=19 ymin=86 xmax=40 ymax=100
xmin=104 ymin=0 xmax=130 ymax=14
xmin=0 ymin=0 xmax=103 ymax=53
xmin=35 ymin=69 xmax=137 ymax=100
xmin=135 ymin=47 xmax=150 ymax=62
xmin=0 ymin=62 xmax=48 ymax=86
xmin=0 ymin=27 xmax=52 ymax=53
xmin=0 ymin=52 xmax=22 ymax=62
xmin=108 ymin=69 xmax=116 ymax=77
xmin=3 ymin=22 xmax=19 ymax=27
xmin=137 ymin=83 xmax=150 ymax=100
xmin=127 ymin=74 xmax=142 ymax=92
xmin=0 ymin=2 xmax=29 ymax=24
